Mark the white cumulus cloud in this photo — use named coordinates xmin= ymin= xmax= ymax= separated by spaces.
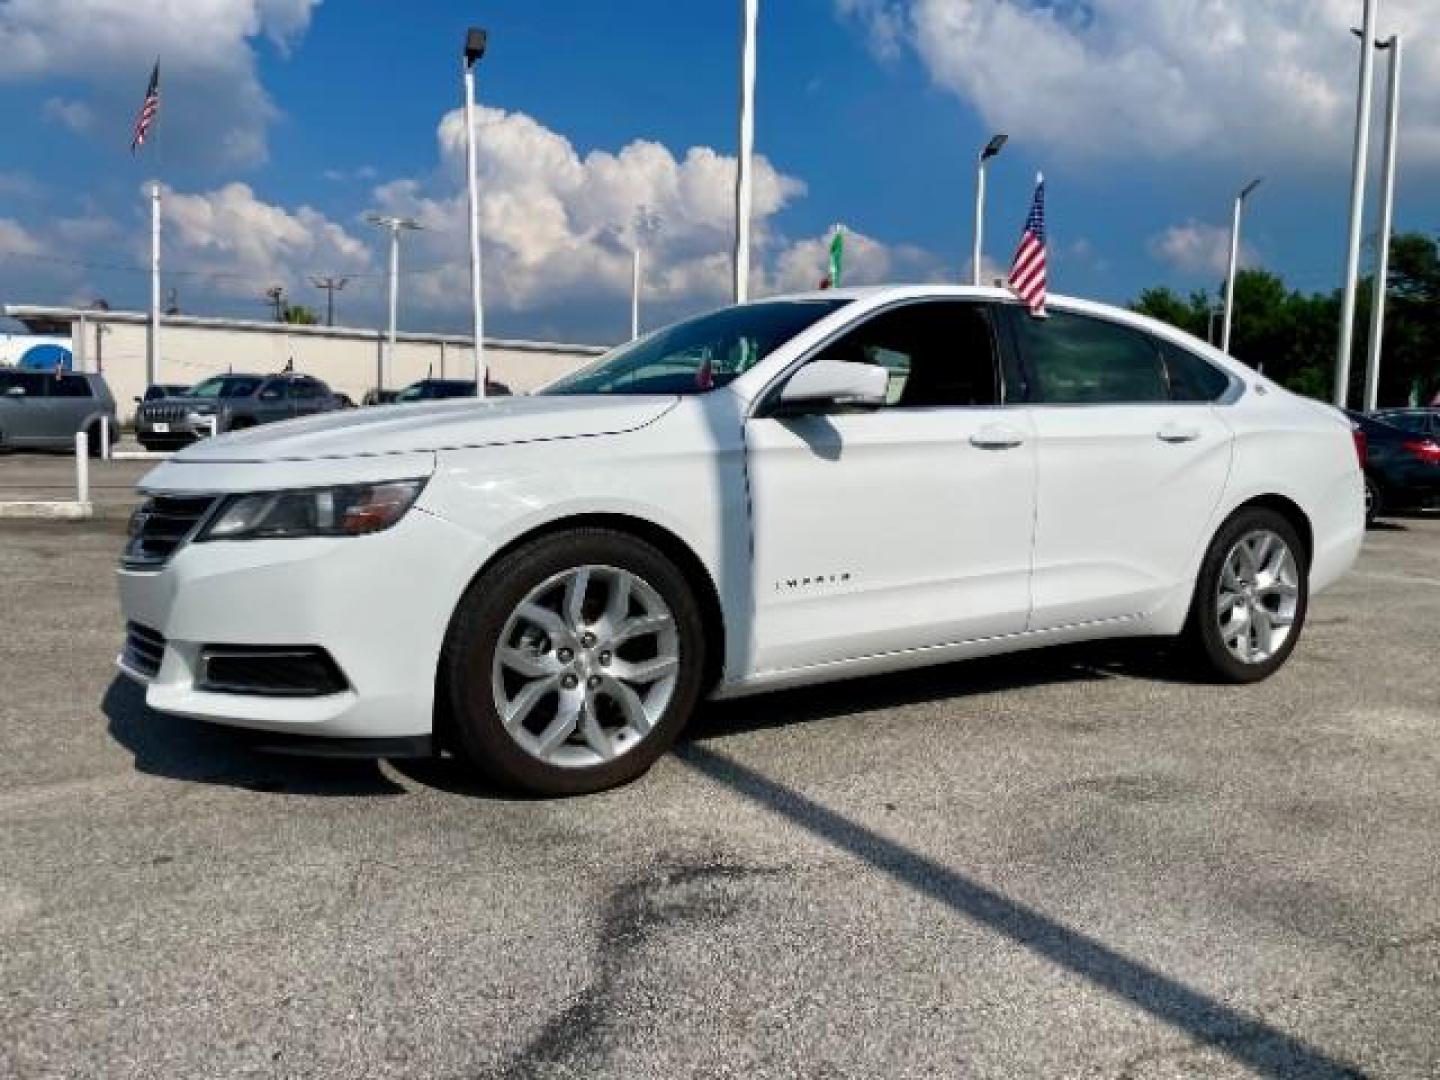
xmin=158 ymin=181 xmax=371 ymax=299
xmin=358 ymin=105 xmax=936 ymax=339
xmin=1147 ymin=220 xmax=1254 ymax=279
xmin=837 ymin=0 xmax=1440 ymax=171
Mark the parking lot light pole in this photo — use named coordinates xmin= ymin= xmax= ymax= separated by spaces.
xmin=366 ymin=214 xmax=422 ymax=393
xmin=972 ymin=134 xmax=1008 ymax=286
xmin=733 ymin=0 xmax=758 ymax=303
xmin=631 ymin=205 xmax=660 ymax=340
xmin=463 ymin=27 xmax=488 ymax=395
xmin=1221 ymin=177 xmax=1262 ymax=355
xmin=1335 ymin=0 xmax=1379 ymax=408
xmin=1364 ymin=34 xmax=1402 ymax=413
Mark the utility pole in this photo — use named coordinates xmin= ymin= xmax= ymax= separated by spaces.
xmin=264 ymin=285 xmax=286 ymax=323
xmin=310 ymin=275 xmax=349 ymax=327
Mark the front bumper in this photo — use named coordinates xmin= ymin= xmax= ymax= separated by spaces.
xmin=116 ymin=505 xmax=483 ymax=740
xmin=135 ymin=413 xmax=219 ymax=443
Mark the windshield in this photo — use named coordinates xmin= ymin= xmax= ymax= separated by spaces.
xmin=185 ymin=376 xmax=262 ymax=399
xmin=543 ymin=299 xmax=850 ymax=396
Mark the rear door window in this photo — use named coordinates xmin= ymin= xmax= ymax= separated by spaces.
xmin=1016 ymin=310 xmax=1169 ymax=404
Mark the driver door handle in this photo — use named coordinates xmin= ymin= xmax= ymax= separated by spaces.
xmin=970 ymin=425 xmax=1026 ymax=450
xmin=1157 ymin=423 xmax=1203 ymax=444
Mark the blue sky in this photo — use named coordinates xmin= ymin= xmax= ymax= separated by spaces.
xmin=1 ymin=0 xmax=1437 ymax=343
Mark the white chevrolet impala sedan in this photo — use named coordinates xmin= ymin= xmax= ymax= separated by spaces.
xmin=118 ymin=287 xmax=1364 ymax=795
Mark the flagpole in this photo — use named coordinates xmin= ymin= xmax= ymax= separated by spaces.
xmin=148 ymin=182 xmax=161 ymax=387
xmin=733 ymin=0 xmax=759 ymax=303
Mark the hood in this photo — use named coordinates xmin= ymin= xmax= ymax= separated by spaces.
xmin=172 ymin=394 xmax=679 ymax=463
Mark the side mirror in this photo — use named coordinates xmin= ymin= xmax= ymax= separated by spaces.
xmin=775 ymin=360 xmax=888 ymax=415
xmin=4 ymin=386 xmax=26 ymax=398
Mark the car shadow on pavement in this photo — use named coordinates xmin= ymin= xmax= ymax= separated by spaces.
xmin=686 ymin=638 xmax=1195 ymax=744
xmin=673 ymin=743 xmax=1368 ymax=1080
xmin=102 ymin=676 xmax=406 ymax=796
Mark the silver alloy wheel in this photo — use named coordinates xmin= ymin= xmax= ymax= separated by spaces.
xmin=491 ymin=564 xmax=679 ymax=768
xmin=1216 ymin=529 xmax=1300 ymax=664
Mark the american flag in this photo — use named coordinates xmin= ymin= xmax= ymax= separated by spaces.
xmin=1008 ymin=174 xmax=1047 ymax=316
xmin=131 ymin=62 xmax=160 ymax=153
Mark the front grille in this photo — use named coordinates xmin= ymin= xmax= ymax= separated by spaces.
xmin=122 ymin=622 xmax=167 ymax=678
xmin=122 ymin=494 xmax=217 ymax=569
xmin=199 ymin=647 xmax=349 ymax=698
xmin=141 ymin=403 xmax=187 ymax=423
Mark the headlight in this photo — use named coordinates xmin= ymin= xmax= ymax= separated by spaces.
xmin=198 ymin=479 xmax=427 ymax=541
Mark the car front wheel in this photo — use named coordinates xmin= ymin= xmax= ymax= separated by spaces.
xmin=442 ymin=529 xmax=707 ymax=796
xmin=1183 ymin=507 xmax=1309 ymax=684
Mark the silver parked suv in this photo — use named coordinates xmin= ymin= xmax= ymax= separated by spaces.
xmin=0 ymin=368 xmax=118 ymax=454
xmin=135 ymin=372 xmax=343 ymax=451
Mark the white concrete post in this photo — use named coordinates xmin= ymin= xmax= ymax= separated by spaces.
xmin=74 ymin=432 xmax=89 ymax=504
xmin=100 ymin=415 xmax=111 ymax=461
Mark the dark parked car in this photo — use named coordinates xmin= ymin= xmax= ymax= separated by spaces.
xmin=0 ymin=368 xmax=117 ymax=454
xmin=360 ymin=388 xmax=399 ymax=407
xmin=138 ymin=383 xmax=190 ymax=403
xmin=1373 ymin=408 xmax=1440 ymax=439
xmin=392 ymin=377 xmax=514 ymax=402
xmin=135 ymin=372 xmax=344 ymax=451
xmin=1348 ymin=410 xmax=1440 ymax=525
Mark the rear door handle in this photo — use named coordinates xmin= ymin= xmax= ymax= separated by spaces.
xmin=1157 ymin=423 xmax=1202 ymax=444
xmin=970 ymin=425 xmax=1026 ymax=450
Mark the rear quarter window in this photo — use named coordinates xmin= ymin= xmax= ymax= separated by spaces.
xmin=1161 ymin=342 xmax=1232 ymax=402
xmin=51 ymin=375 xmax=94 ymax=398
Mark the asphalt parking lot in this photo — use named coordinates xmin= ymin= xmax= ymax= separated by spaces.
xmin=0 ymin=511 xmax=1436 ymax=1079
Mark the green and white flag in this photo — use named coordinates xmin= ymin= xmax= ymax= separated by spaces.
xmin=827 ymin=227 xmax=844 ymax=287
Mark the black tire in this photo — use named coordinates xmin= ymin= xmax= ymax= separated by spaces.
xmin=1364 ymin=474 xmax=1382 ymax=527
xmin=442 ymin=528 xmax=707 ymax=796
xmin=84 ymin=423 xmax=103 ymax=457
xmin=1182 ymin=506 xmax=1309 ymax=684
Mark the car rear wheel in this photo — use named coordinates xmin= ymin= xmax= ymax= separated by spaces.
xmin=442 ymin=529 xmax=706 ymax=796
xmin=1183 ymin=507 xmax=1309 ymax=684
xmin=1364 ymin=474 xmax=1381 ymax=527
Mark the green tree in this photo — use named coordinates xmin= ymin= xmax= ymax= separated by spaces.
xmin=1130 ymin=232 xmax=1440 ymax=407
xmin=282 ymin=303 xmax=318 ymax=326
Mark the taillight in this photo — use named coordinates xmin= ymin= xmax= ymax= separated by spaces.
xmin=1402 ymin=438 xmax=1440 ymax=465
xmin=1352 ymin=429 xmax=1368 ymax=464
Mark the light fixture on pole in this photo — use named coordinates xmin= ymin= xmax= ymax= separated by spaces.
xmin=463 ymin=26 xmax=488 ymax=395
xmin=972 ymin=133 xmax=1008 ymax=286
xmin=366 ymin=214 xmax=422 ymax=394
xmin=1221 ymin=177 xmax=1262 ymax=354
xmin=631 ymin=205 xmax=661 ymax=340
xmin=1363 ymin=32 xmax=1402 ymax=413
xmin=1334 ymin=0 xmax=1379 ymax=408
xmin=733 ymin=0 xmax=759 ymax=303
